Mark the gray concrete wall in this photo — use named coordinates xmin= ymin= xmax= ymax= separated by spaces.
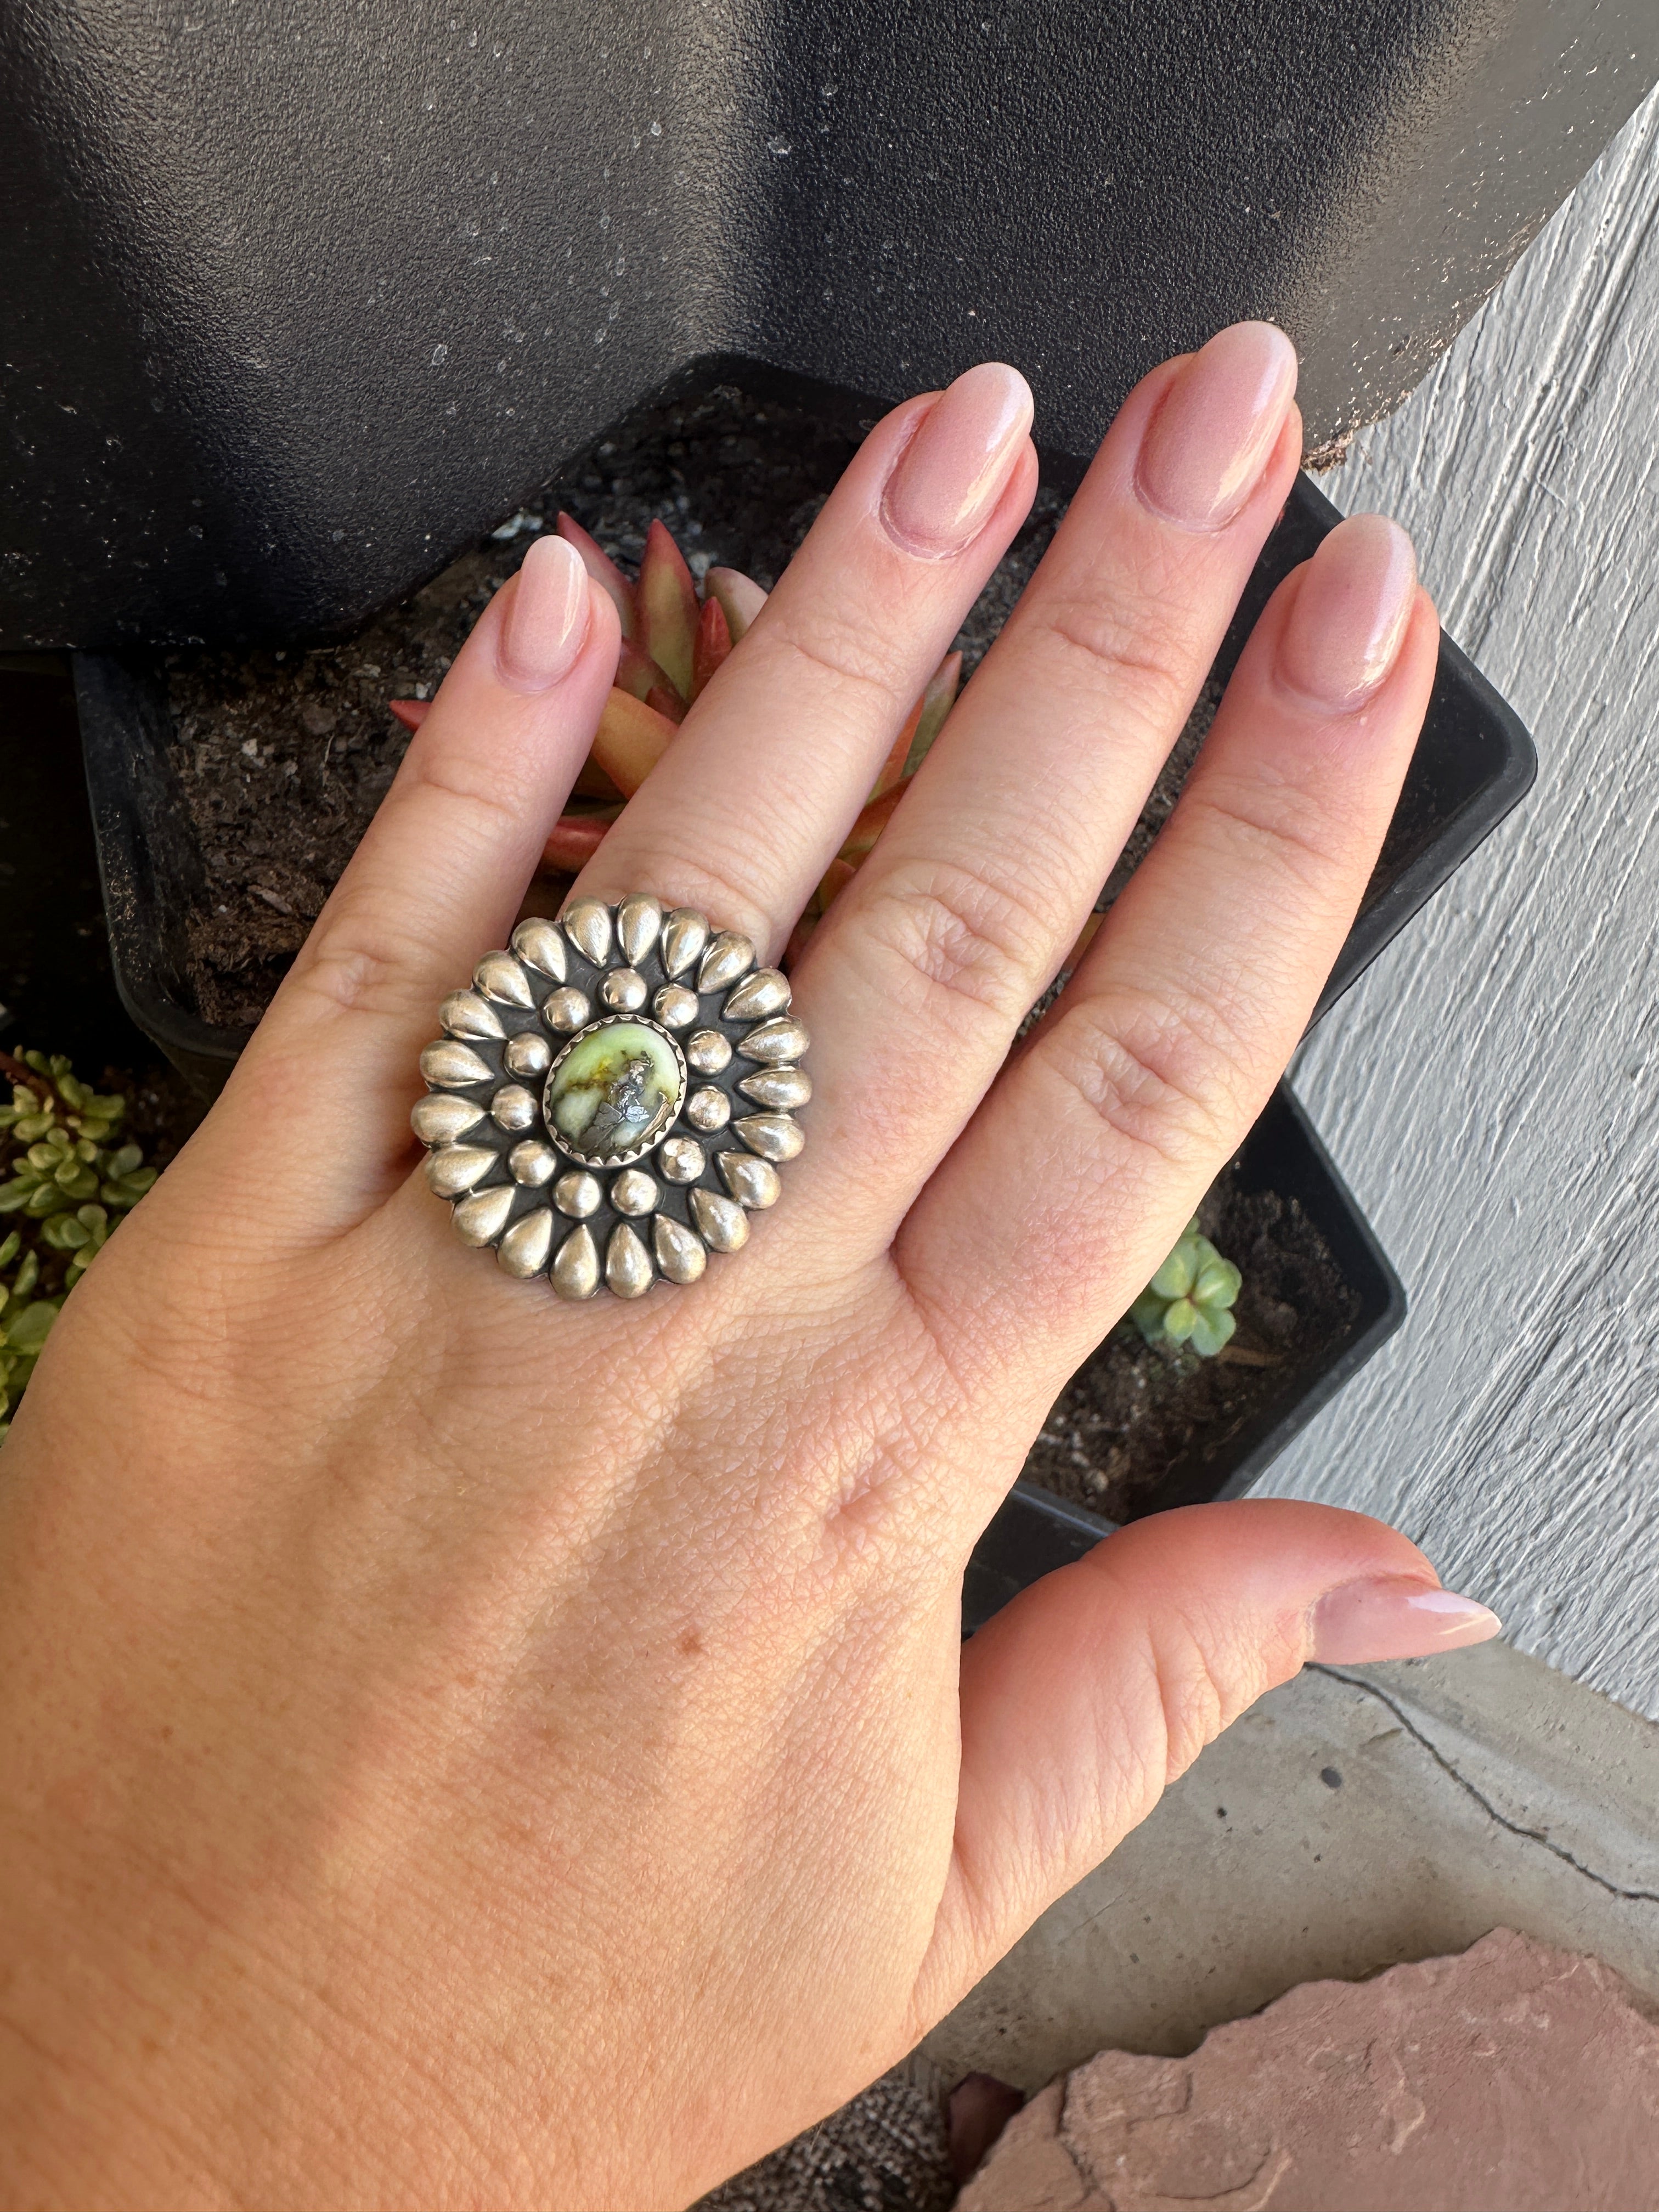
xmin=1267 ymin=89 xmax=1659 ymax=1718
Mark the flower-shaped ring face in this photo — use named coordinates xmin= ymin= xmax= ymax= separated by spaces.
xmin=413 ymin=895 xmax=809 ymax=1300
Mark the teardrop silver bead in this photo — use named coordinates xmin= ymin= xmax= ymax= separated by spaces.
xmin=617 ymin=892 xmax=664 ymax=967
xmin=440 ymin=990 xmax=506 ymax=1041
xmin=424 ymin=1144 xmax=498 ymax=1198
xmin=697 ymin=932 xmax=754 ymax=994
xmin=653 ymin=1215 xmax=707 ymax=1285
xmin=724 ymin=967 xmax=790 ymax=1022
xmin=563 ymin=896 xmax=613 ymax=966
xmin=489 ymin=1084 xmax=540 ymax=1131
xmin=543 ymin=986 xmax=592 ymax=1033
xmin=653 ymin=984 xmax=699 ymax=1030
xmin=508 ymin=1140 xmax=558 ymax=1186
xmin=734 ymin=1112 xmax=804 ymax=1163
xmin=685 ymin=1086 xmax=731 ymax=1132
xmin=554 ymin=1170 xmax=603 ymax=1217
xmin=512 ymin=917 xmax=568 ymax=981
xmin=659 ymin=1136 xmax=706 ymax=1183
xmin=611 ymin=1168 xmax=659 ymax=1216
xmin=599 ymin=966 xmax=648 ymax=1012
xmin=411 ymin=1093 xmax=486 ymax=1145
xmin=473 ymin=951 xmax=536 ymax=1008
xmin=738 ymin=1015 xmax=810 ymax=1065
xmin=551 ymin=1222 xmax=600 ymax=1299
xmin=421 ymin=1039 xmax=494 ymax=1088
xmin=605 ymin=1221 xmax=654 ymax=1298
xmin=452 ymin=1184 xmax=516 ymax=1246
xmin=660 ymin=907 xmax=709 ymax=977
xmin=497 ymin=1207 xmax=554 ymax=1278
xmin=690 ymin=1187 xmax=749 ymax=1252
xmin=686 ymin=1028 xmax=733 ymax=1075
xmin=503 ymin=1031 xmax=552 ymax=1080
xmin=717 ymin=1150 xmax=781 ymax=1209
xmin=737 ymin=1064 xmax=812 ymax=1110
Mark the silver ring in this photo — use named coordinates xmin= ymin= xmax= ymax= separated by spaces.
xmin=413 ymin=895 xmax=809 ymax=1299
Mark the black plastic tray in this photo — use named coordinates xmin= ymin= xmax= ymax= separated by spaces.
xmin=965 ymin=1084 xmax=1406 ymax=1632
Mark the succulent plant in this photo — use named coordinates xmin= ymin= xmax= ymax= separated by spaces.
xmin=0 ymin=1051 xmax=157 ymax=1439
xmin=1130 ymin=1218 xmax=1243 ymax=1358
xmin=390 ymin=515 xmax=962 ymax=957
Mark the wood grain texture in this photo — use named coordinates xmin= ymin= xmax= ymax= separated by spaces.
xmin=1265 ymin=87 xmax=1659 ymax=1715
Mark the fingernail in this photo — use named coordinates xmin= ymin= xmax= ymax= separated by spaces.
xmin=882 ymin=362 xmax=1034 ymax=557
xmin=1309 ymin=1575 xmax=1501 ymax=1665
xmin=1277 ymin=512 xmax=1419 ymax=713
xmin=1136 ymin=321 xmax=1299 ymax=532
xmin=497 ymin=534 xmax=591 ymax=691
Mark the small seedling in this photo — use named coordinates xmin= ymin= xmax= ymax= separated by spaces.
xmin=1131 ymin=1218 xmax=1243 ymax=1357
xmin=390 ymin=515 xmax=962 ymax=957
xmin=0 ymin=1050 xmax=157 ymax=1438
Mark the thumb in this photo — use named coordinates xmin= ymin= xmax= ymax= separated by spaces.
xmin=914 ymin=1499 xmax=1498 ymax=2024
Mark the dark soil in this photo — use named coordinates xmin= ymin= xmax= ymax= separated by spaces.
xmin=1022 ymin=1178 xmax=1360 ymax=1523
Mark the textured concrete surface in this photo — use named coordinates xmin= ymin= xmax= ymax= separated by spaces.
xmin=922 ymin=1639 xmax=1659 ymax=2092
xmin=1262 ymin=85 xmax=1659 ymax=1717
xmin=957 ymin=1929 xmax=1659 ymax=2212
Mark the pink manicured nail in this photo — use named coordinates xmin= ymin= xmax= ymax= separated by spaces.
xmin=882 ymin=362 xmax=1034 ymax=557
xmin=497 ymin=534 xmax=592 ymax=691
xmin=1309 ymin=1575 xmax=1501 ymax=1664
xmin=1277 ymin=512 xmax=1419 ymax=713
xmin=1136 ymin=321 xmax=1299 ymax=532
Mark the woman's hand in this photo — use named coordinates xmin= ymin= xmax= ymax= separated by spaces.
xmin=0 ymin=324 xmax=1496 ymax=2211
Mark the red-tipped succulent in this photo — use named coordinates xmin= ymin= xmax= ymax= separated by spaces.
xmin=390 ymin=514 xmax=962 ymax=960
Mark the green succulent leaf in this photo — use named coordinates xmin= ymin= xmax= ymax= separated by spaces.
xmin=1189 ymin=1306 xmax=1237 ymax=1358
xmin=0 ymin=1230 xmax=19 ymax=1268
xmin=4 ymin=1301 xmax=58 ymax=1353
xmin=1193 ymin=1259 xmax=1242 ymax=1311
xmin=1149 ymin=1248 xmax=1195 ymax=1301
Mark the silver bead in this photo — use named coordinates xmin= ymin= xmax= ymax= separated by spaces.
xmin=503 ymin=1031 xmax=552 ymax=1080
xmin=497 ymin=1207 xmax=554 ymax=1278
xmin=599 ymin=966 xmax=648 ymax=1013
xmin=653 ymin=984 xmax=699 ymax=1030
xmin=453 ymin=1184 xmax=515 ymax=1246
xmin=617 ymin=892 xmax=664 ymax=967
xmin=724 ymin=967 xmax=790 ymax=1022
xmin=737 ymin=1064 xmax=812 ymax=1110
xmin=440 ymin=989 xmax=506 ymax=1042
xmin=697 ymin=932 xmax=754 ymax=994
xmin=512 ymin=917 xmax=568 ymax=981
xmin=653 ymin=1214 xmax=707 ymax=1284
xmin=660 ymin=907 xmax=709 ymax=977
xmin=420 ymin=1039 xmax=494 ymax=1088
xmin=606 ymin=1221 xmax=654 ymax=1298
xmin=543 ymin=986 xmax=592 ymax=1033
xmin=489 ymin=1084 xmax=540 ymax=1132
xmin=734 ymin=1111 xmax=804 ymax=1163
xmin=563 ymin=896 xmax=613 ymax=967
xmin=473 ymin=951 xmax=536 ymax=1008
xmin=411 ymin=1093 xmax=486 ymax=1145
xmin=554 ymin=1170 xmax=603 ymax=1217
xmin=738 ymin=1015 xmax=810 ymax=1065
xmin=659 ymin=1136 xmax=706 ymax=1183
xmin=551 ymin=1222 xmax=600 ymax=1299
xmin=690 ymin=1187 xmax=749 ymax=1252
xmin=685 ymin=1086 xmax=731 ymax=1132
xmin=685 ymin=1028 xmax=733 ymax=1075
xmin=424 ymin=1144 xmax=498 ymax=1198
xmin=508 ymin=1140 xmax=558 ymax=1186
xmin=611 ymin=1168 xmax=659 ymax=1216
xmin=717 ymin=1150 xmax=781 ymax=1209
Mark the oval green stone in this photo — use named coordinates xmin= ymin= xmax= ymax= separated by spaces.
xmin=544 ymin=1020 xmax=685 ymax=1164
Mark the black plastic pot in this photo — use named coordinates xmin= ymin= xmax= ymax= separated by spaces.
xmin=74 ymin=470 xmax=1536 ymax=1097
xmin=5 ymin=0 xmax=1656 ymax=651
xmin=964 ymin=1086 xmax=1404 ymax=1633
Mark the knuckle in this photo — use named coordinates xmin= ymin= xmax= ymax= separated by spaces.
xmin=1032 ymin=587 xmax=1203 ymax=736
xmin=1181 ymin=771 xmax=1365 ymax=899
xmin=586 ymin=841 xmax=782 ymax=955
xmin=854 ymin=858 xmax=1061 ymax=1028
xmin=1035 ymin=981 xmax=1251 ymax=1170
xmin=761 ymin=607 xmax=915 ymax=710
xmin=287 ymin=913 xmax=428 ymax=1024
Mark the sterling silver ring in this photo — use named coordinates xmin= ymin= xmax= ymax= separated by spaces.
xmin=413 ymin=895 xmax=809 ymax=1299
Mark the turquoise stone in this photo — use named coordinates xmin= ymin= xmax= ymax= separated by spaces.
xmin=544 ymin=1019 xmax=685 ymax=1164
